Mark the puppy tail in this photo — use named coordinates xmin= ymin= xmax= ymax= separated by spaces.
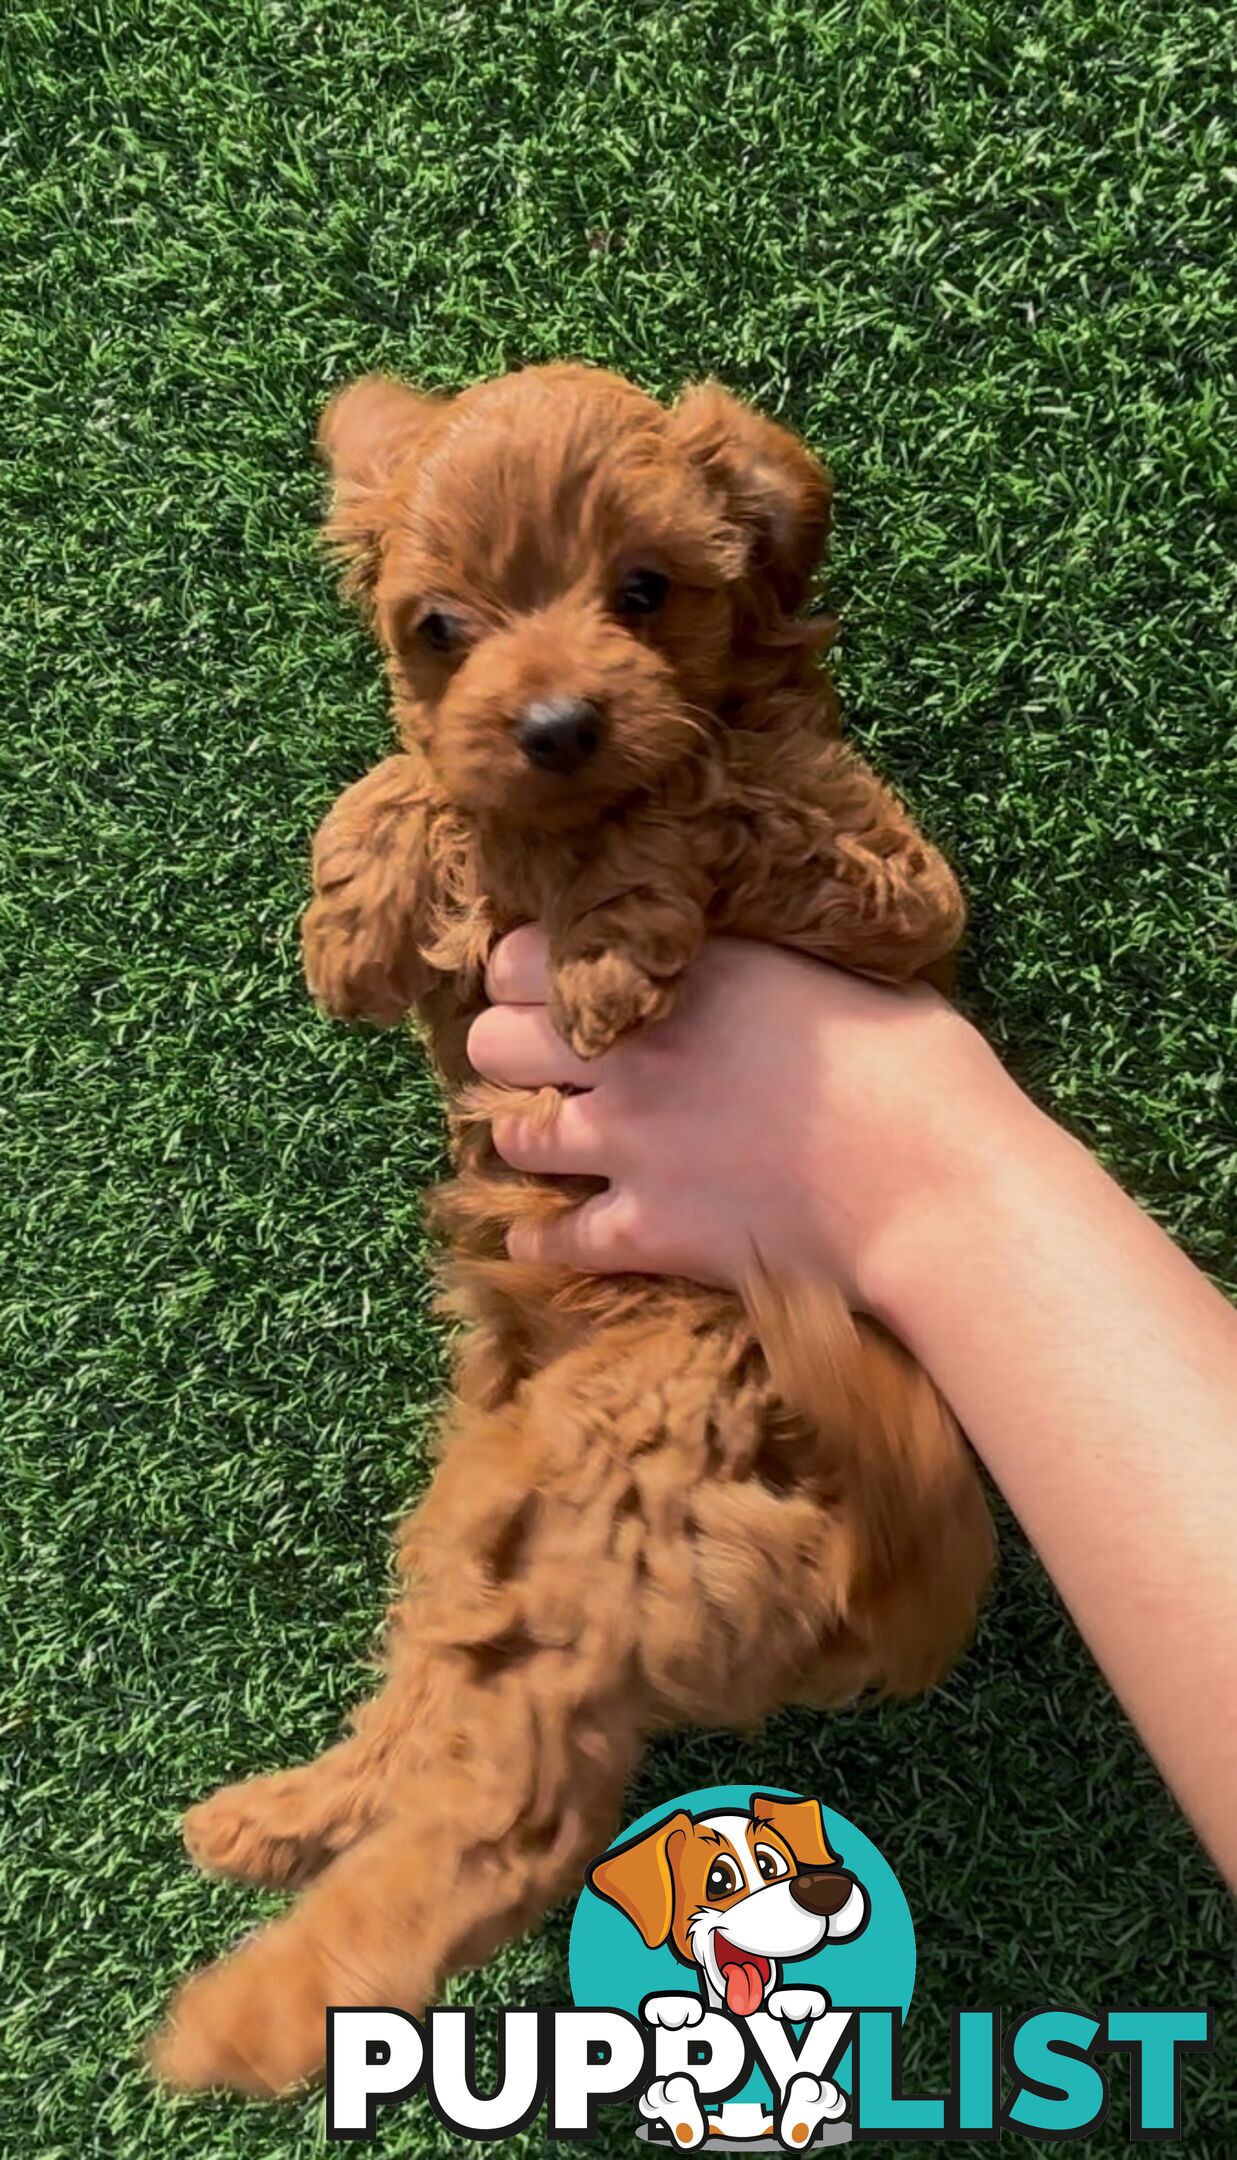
xmin=744 ymin=1263 xmax=996 ymax=1696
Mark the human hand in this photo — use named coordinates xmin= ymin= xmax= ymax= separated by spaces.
xmin=466 ymin=926 xmax=1032 ymax=1313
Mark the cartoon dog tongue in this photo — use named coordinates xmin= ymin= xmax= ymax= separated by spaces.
xmin=724 ymin=1959 xmax=766 ymax=2016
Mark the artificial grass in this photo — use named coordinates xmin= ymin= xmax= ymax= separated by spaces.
xmin=2 ymin=0 xmax=1234 ymax=2152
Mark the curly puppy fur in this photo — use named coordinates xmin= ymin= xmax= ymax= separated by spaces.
xmin=151 ymin=365 xmax=995 ymax=2095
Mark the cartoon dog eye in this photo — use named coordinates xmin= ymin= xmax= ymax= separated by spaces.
xmin=753 ymin=1843 xmax=791 ymax=1882
xmin=705 ymin=1856 xmax=743 ymax=1899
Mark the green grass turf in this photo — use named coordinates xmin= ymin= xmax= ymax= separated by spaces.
xmin=2 ymin=0 xmax=1234 ymax=2151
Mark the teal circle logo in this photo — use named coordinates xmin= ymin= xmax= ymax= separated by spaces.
xmin=569 ymin=1784 xmax=914 ymax=2108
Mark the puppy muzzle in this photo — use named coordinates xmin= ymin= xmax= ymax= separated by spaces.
xmin=514 ymin=695 xmax=603 ymax=775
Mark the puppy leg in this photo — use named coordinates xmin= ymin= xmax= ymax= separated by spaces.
xmin=151 ymin=1303 xmax=945 ymax=2096
xmin=182 ymin=1713 xmax=397 ymax=1891
xmin=720 ymin=746 xmax=966 ymax=985
xmin=152 ymin=1658 xmax=639 ymax=2097
xmin=301 ymin=753 xmax=440 ymax=1024
xmin=544 ymin=827 xmax=709 ymax=1057
xmin=150 ymin=1370 xmax=652 ymax=2094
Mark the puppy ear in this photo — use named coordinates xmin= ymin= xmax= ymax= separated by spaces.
xmin=317 ymin=374 xmax=442 ymax=599
xmin=586 ymin=1809 xmax=693 ymax=1949
xmin=670 ymin=383 xmax=831 ymax=610
xmin=750 ymin=1794 xmax=840 ymax=1872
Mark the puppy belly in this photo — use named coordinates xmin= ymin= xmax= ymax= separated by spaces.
xmin=411 ymin=1298 xmax=860 ymax=1735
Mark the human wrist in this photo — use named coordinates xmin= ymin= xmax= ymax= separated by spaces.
xmin=852 ymin=1045 xmax=1074 ymax=1341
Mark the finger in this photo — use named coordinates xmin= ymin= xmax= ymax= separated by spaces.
xmin=492 ymin=1096 xmax=609 ymax=1177
xmin=508 ymin=1192 xmax=642 ymax=1273
xmin=467 ymin=1003 xmax=596 ymax=1090
xmin=485 ymin=923 xmax=551 ymax=1004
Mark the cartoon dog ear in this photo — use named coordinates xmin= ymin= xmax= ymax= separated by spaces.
xmin=669 ymin=383 xmax=832 ymax=611
xmin=586 ymin=1810 xmax=694 ymax=1949
xmin=317 ymin=374 xmax=444 ymax=601
xmin=752 ymin=1795 xmax=869 ymax=1941
xmin=750 ymin=1795 xmax=840 ymax=1872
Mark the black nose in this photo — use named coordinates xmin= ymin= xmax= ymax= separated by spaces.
xmin=515 ymin=697 xmax=602 ymax=776
xmin=789 ymin=1868 xmax=856 ymax=1917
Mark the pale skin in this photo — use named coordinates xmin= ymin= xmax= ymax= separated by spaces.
xmin=468 ymin=926 xmax=1237 ymax=1893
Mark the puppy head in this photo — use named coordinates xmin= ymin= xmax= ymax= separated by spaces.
xmin=319 ymin=364 xmax=830 ymax=829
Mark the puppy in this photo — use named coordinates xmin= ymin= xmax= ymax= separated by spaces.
xmin=591 ymin=1793 xmax=866 ymax=2144
xmin=150 ymin=364 xmax=994 ymax=2095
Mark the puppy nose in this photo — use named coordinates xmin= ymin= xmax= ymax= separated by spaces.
xmin=515 ymin=697 xmax=602 ymax=776
xmin=789 ymin=1869 xmax=856 ymax=1917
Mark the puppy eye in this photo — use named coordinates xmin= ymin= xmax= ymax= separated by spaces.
xmin=754 ymin=1844 xmax=790 ymax=1883
xmin=705 ymin=1857 xmax=742 ymax=1899
xmin=418 ymin=609 xmax=462 ymax=654
xmin=617 ymin=568 xmax=669 ymax=617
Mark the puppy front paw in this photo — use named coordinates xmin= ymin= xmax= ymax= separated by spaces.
xmin=550 ymin=952 xmax=675 ymax=1059
xmin=301 ymin=896 xmax=424 ymax=1026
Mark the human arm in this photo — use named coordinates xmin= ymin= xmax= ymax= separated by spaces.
xmin=467 ymin=928 xmax=1237 ymax=1890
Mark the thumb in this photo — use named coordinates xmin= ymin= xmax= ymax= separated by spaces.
xmin=508 ymin=1192 xmax=638 ymax=1273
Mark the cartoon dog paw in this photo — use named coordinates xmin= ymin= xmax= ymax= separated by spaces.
xmin=765 ymin=1985 xmax=831 ymax=2024
xmin=642 ymin=1993 xmax=706 ymax=2030
xmin=640 ymin=2072 xmax=707 ymax=2148
xmin=779 ymin=2071 xmax=848 ymax=2146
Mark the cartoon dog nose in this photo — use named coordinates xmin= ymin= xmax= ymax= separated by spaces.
xmin=515 ymin=697 xmax=602 ymax=775
xmin=789 ymin=1868 xmax=856 ymax=1917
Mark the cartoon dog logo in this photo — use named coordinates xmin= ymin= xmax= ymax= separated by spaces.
xmin=588 ymin=1793 xmax=868 ymax=2148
